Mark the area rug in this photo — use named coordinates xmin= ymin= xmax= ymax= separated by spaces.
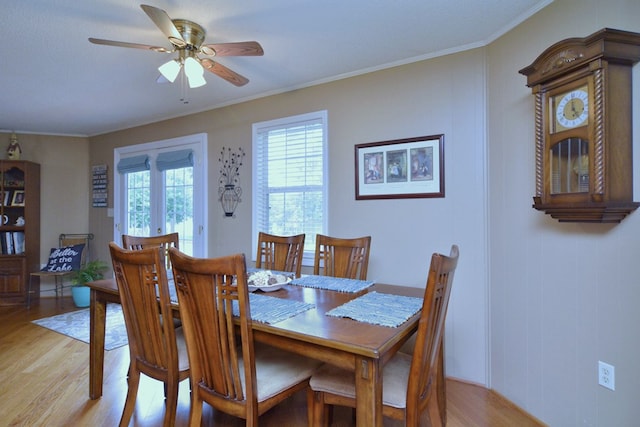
xmin=32 ymin=303 xmax=128 ymax=350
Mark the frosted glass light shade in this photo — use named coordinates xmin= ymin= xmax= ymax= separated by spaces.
xmin=158 ymin=59 xmax=181 ymax=83
xmin=184 ymin=57 xmax=206 ymax=88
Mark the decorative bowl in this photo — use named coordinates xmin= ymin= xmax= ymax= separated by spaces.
xmin=247 ymin=270 xmax=292 ymax=292
xmin=248 ymin=277 xmax=291 ymax=292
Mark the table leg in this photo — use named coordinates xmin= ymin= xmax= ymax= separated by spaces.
xmin=354 ymin=357 xmax=383 ymax=427
xmin=89 ymin=289 xmax=107 ymax=399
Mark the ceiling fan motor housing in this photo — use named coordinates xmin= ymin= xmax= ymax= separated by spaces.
xmin=171 ymin=19 xmax=206 ymax=51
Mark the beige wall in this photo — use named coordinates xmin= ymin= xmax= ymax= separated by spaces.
xmin=0 ymin=132 xmax=90 ymax=263
xmin=90 ymin=49 xmax=490 ymax=386
xmin=488 ymin=0 xmax=640 ymax=425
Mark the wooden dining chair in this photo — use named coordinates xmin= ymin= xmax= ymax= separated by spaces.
xmin=307 ymin=245 xmax=459 ymax=427
xmin=313 ymin=234 xmax=371 ymax=280
xmin=255 ymin=232 xmax=305 ymax=277
xmin=122 ymin=232 xmax=179 ymax=270
xmin=168 ymin=248 xmax=322 ymax=427
xmin=108 ymin=242 xmax=190 ymax=427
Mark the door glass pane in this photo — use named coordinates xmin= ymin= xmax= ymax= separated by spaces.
xmin=126 ymin=171 xmax=151 ymax=236
xmin=164 ymin=167 xmax=194 ymax=255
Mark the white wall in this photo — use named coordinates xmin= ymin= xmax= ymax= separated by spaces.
xmin=488 ymin=0 xmax=640 ymax=425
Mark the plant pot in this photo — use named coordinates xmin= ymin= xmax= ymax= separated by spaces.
xmin=71 ymin=286 xmax=90 ymax=308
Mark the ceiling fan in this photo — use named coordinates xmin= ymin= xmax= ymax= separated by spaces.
xmin=89 ymin=4 xmax=263 ymax=88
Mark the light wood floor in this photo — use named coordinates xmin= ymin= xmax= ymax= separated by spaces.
xmin=1 ymin=297 xmax=545 ymax=426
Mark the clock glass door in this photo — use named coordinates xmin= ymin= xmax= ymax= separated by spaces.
xmin=550 ymin=137 xmax=589 ymax=194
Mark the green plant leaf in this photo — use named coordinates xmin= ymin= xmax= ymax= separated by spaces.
xmin=71 ymin=259 xmax=108 ymax=286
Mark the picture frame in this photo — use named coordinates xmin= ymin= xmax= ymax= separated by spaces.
xmin=11 ymin=190 xmax=25 ymax=207
xmin=355 ymin=134 xmax=444 ymax=200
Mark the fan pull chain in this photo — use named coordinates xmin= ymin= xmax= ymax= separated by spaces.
xmin=179 ymin=69 xmax=190 ymax=104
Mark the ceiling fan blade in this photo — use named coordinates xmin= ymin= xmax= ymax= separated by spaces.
xmin=201 ymin=41 xmax=264 ymax=57
xmin=201 ymin=58 xmax=249 ymax=87
xmin=89 ymin=37 xmax=171 ymax=53
xmin=140 ymin=4 xmax=186 ymax=47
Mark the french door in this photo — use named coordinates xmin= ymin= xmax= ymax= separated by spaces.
xmin=113 ymin=133 xmax=207 ymax=256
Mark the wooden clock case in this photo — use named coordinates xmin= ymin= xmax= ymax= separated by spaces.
xmin=519 ymin=28 xmax=640 ymax=223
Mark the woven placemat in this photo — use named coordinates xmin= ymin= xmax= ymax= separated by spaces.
xmin=326 ymin=291 xmax=423 ymax=327
xmin=233 ymin=293 xmax=315 ymax=324
xmin=290 ymin=275 xmax=374 ymax=293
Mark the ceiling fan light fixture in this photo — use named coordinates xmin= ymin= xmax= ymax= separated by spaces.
xmin=158 ymin=59 xmax=181 ymax=83
xmin=89 ymin=5 xmax=260 ymax=88
xmin=184 ymin=56 xmax=206 ymax=88
xmin=188 ymin=75 xmax=207 ymax=88
xmin=188 ymin=74 xmax=207 ymax=88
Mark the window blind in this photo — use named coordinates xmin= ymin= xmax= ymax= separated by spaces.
xmin=156 ymin=149 xmax=194 ymax=171
xmin=117 ymin=155 xmax=150 ymax=174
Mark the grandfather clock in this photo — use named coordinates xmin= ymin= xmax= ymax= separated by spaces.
xmin=519 ymin=28 xmax=640 ymax=223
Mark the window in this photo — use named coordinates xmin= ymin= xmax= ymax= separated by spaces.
xmin=252 ymin=111 xmax=328 ymax=264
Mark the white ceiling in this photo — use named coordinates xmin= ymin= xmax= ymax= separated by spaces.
xmin=1 ymin=0 xmax=552 ymax=137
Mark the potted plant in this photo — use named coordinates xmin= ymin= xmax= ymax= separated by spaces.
xmin=70 ymin=259 xmax=108 ymax=307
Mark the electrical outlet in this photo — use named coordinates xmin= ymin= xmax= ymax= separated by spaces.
xmin=598 ymin=361 xmax=615 ymax=391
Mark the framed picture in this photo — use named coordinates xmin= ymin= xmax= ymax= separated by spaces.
xmin=355 ymin=134 xmax=444 ymax=199
xmin=11 ymin=190 xmax=25 ymax=207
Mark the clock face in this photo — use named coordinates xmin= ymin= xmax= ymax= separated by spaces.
xmin=553 ymin=87 xmax=589 ymax=131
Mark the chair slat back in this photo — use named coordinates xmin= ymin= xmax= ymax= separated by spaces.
xmin=255 ymin=232 xmax=305 ymax=277
xmin=109 ymin=242 xmax=179 ymax=376
xmin=406 ymin=245 xmax=459 ymax=423
xmin=169 ymin=249 xmax=257 ymax=408
xmin=122 ymin=233 xmax=179 ymax=270
xmin=313 ymin=234 xmax=371 ymax=280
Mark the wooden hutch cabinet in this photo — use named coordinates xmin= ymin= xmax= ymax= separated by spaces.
xmin=0 ymin=161 xmax=40 ymax=306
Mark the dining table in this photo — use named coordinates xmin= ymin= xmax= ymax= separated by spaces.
xmin=86 ymin=275 xmax=444 ymax=427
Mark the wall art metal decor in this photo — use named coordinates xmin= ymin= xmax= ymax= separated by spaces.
xmin=218 ymin=146 xmax=245 ymax=217
xmin=355 ymin=134 xmax=444 ymax=200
